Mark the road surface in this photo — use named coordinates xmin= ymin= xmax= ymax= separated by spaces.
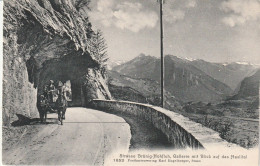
xmin=3 ymin=108 xmax=131 ymax=165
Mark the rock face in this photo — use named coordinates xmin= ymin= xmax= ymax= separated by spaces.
xmin=81 ymin=69 xmax=112 ymax=105
xmin=2 ymin=54 xmax=38 ymax=126
xmin=3 ymin=0 xmax=111 ymax=126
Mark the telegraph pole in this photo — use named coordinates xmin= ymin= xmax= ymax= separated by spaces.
xmin=159 ymin=0 xmax=164 ymax=108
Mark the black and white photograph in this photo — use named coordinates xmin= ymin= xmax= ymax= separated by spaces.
xmin=1 ymin=0 xmax=259 ymax=165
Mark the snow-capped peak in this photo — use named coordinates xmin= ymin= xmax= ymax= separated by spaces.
xmin=235 ymin=61 xmax=251 ymax=65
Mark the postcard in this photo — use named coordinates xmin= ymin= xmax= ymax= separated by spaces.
xmin=1 ymin=0 xmax=259 ymax=165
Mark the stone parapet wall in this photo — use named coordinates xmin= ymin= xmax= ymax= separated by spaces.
xmin=91 ymin=99 xmax=237 ymax=150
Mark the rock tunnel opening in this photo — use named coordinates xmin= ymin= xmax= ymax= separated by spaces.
xmin=35 ymin=54 xmax=97 ymax=107
xmin=34 ymin=53 xmax=111 ymax=109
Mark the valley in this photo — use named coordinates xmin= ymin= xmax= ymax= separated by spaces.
xmin=108 ymin=54 xmax=259 ymax=148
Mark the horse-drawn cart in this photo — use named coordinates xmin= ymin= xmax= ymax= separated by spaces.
xmin=48 ymin=89 xmax=58 ymax=112
xmin=38 ymin=89 xmax=67 ymax=125
xmin=49 ymin=89 xmax=67 ymax=125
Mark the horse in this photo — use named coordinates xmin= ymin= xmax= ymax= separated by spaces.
xmin=37 ymin=95 xmax=48 ymax=123
xmin=55 ymin=92 xmax=67 ymax=125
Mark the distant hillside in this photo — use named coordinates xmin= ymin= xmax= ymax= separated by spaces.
xmin=107 ymin=60 xmax=126 ymax=70
xmin=191 ymin=60 xmax=257 ymax=90
xmin=108 ymin=84 xmax=149 ymax=104
xmin=113 ymin=54 xmax=159 ymax=79
xmin=112 ymin=54 xmax=233 ymax=103
xmin=183 ymin=69 xmax=259 ymax=119
xmin=231 ymin=69 xmax=260 ymax=100
xmin=108 ymin=70 xmax=182 ymax=110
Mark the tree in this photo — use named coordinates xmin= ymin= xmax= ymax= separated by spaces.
xmin=89 ymin=29 xmax=109 ymax=75
xmin=74 ymin=0 xmax=91 ymax=11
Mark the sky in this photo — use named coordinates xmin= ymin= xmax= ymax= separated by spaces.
xmin=88 ymin=0 xmax=260 ymax=64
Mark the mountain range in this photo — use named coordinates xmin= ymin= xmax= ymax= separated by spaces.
xmin=109 ymin=54 xmax=258 ymax=104
xmin=190 ymin=60 xmax=257 ymax=90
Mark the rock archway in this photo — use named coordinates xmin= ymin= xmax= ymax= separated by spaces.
xmin=36 ymin=54 xmax=111 ymax=107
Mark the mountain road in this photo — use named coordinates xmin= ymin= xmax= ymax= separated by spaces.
xmin=3 ymin=108 xmax=131 ymax=165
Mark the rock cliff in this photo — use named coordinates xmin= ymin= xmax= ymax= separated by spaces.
xmin=3 ymin=0 xmax=111 ymax=126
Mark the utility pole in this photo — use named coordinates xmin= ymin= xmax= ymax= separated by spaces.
xmin=159 ymin=0 xmax=164 ymax=108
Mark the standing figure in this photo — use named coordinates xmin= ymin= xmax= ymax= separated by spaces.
xmin=57 ymin=81 xmax=64 ymax=95
xmin=43 ymin=85 xmax=49 ymax=99
xmin=37 ymin=95 xmax=48 ymax=123
xmin=56 ymin=81 xmax=67 ymax=125
xmin=47 ymin=80 xmax=56 ymax=103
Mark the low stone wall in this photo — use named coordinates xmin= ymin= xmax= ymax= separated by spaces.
xmin=90 ymin=99 xmax=237 ymax=150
